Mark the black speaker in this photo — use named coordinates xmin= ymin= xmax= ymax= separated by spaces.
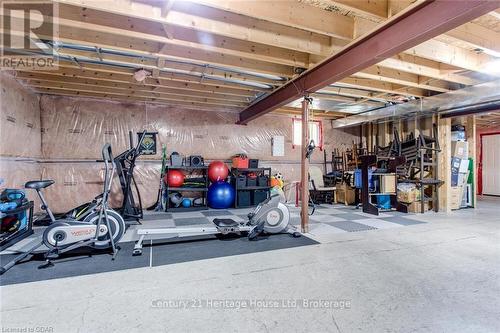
xmin=188 ymin=155 xmax=204 ymax=167
xmin=249 ymin=159 xmax=259 ymax=168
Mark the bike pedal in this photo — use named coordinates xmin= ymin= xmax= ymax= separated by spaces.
xmin=38 ymin=261 xmax=54 ymax=269
xmin=45 ymin=252 xmax=59 ymax=260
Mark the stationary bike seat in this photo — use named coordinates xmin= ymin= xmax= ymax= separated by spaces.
xmin=213 ymin=218 xmax=239 ymax=227
xmin=25 ymin=180 xmax=55 ymax=190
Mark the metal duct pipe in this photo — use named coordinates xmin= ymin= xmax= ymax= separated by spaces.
xmin=53 ymin=41 xmax=285 ymax=81
xmin=331 ymin=79 xmax=500 ymax=128
xmin=6 ymin=45 xmax=276 ymax=90
xmin=439 ymin=101 xmax=500 ymax=118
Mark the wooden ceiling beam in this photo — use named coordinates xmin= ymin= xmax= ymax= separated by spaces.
xmin=6 ymin=14 xmax=295 ymax=78
xmin=53 ymin=61 xmax=269 ymax=92
xmin=407 ymin=39 xmax=498 ymax=74
xmin=53 ymin=0 xmax=486 ymax=90
xmin=321 ymin=0 xmax=388 ymax=20
xmin=55 ymin=48 xmax=280 ymax=86
xmin=18 ymin=61 xmax=266 ymax=95
xmin=33 ymin=88 xmax=241 ymax=113
xmin=47 ymin=60 xmax=429 ymax=100
xmin=48 ymin=13 xmax=460 ymax=93
xmin=352 ymin=66 xmax=454 ymax=93
xmin=184 ymin=0 xmax=498 ymax=83
xmin=14 ymin=69 xmax=258 ymax=98
xmin=16 ymin=74 xmax=251 ymax=104
xmin=354 ymin=12 xmax=500 ymax=75
xmin=11 ymin=17 xmax=452 ymax=97
xmin=378 ymin=55 xmax=478 ymax=86
xmin=188 ymin=0 xmax=354 ymax=40
xmin=29 ymin=81 xmax=247 ymax=107
xmin=338 ymin=78 xmax=428 ymax=98
xmin=311 ymin=93 xmax=382 ymax=108
xmin=31 ymin=85 xmax=244 ymax=110
xmin=55 ymin=4 xmax=311 ymax=68
xmin=275 ymin=106 xmax=351 ymax=118
xmin=446 ymin=21 xmax=500 ymax=55
xmin=55 ymin=1 xmax=333 ymax=56
xmin=319 ymin=85 xmax=389 ymax=102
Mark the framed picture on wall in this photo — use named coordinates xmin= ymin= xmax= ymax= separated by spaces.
xmin=137 ymin=132 xmax=158 ymax=155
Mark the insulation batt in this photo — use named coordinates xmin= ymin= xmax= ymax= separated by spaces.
xmin=1 ymin=72 xmax=360 ymax=212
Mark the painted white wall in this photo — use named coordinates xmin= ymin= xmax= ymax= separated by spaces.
xmin=482 ymin=134 xmax=500 ymax=196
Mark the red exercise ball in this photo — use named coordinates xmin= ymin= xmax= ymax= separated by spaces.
xmin=208 ymin=161 xmax=229 ymax=183
xmin=165 ymin=169 xmax=185 ymax=187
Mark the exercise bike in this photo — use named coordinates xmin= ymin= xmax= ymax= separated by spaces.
xmin=0 ymin=144 xmax=126 ymax=274
xmin=132 ymin=194 xmax=300 ymax=256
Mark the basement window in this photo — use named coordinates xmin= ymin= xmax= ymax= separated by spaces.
xmin=292 ymin=118 xmax=323 ymax=150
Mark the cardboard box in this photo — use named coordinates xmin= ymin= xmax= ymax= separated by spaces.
xmin=452 ymin=141 xmax=468 ymax=159
xmin=459 ymin=159 xmax=469 ymax=173
xmin=335 ymin=183 xmax=356 ymax=205
xmin=397 ymin=187 xmax=421 ymax=203
xmin=457 ymin=173 xmax=467 ymax=187
xmin=380 ymin=174 xmax=396 ymax=193
xmin=451 ymin=157 xmax=461 ymax=186
xmin=450 ymin=186 xmax=463 ymax=210
xmin=407 ymin=200 xmax=432 ymax=213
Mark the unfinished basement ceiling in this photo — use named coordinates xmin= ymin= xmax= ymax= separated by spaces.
xmin=477 ymin=111 xmax=500 ymax=128
xmin=4 ymin=0 xmax=500 ymax=119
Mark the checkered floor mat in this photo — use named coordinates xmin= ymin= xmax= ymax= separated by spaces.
xmin=134 ymin=203 xmax=427 ymax=238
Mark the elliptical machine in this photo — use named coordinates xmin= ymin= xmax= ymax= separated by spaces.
xmin=0 ymin=144 xmax=126 ymax=274
xmin=113 ymin=131 xmax=146 ymax=223
xmin=39 ymin=131 xmax=147 ymax=225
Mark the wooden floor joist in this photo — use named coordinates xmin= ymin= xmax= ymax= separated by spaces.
xmin=2 ymin=0 xmax=498 ymax=113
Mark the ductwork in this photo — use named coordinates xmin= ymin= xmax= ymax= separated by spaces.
xmin=331 ymin=79 xmax=500 ymax=128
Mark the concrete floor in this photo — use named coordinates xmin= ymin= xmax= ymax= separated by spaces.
xmin=1 ymin=197 xmax=499 ymax=333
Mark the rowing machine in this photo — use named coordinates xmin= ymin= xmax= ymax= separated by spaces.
xmin=132 ymin=194 xmax=300 ymax=255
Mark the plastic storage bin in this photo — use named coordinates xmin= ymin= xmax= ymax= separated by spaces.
xmin=376 ymin=195 xmax=391 ymax=210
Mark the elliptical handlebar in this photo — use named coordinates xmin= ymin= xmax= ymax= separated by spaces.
xmin=135 ymin=130 xmax=147 ymax=155
xmin=102 ymin=143 xmax=113 ymax=162
xmin=102 ymin=143 xmax=116 ymax=203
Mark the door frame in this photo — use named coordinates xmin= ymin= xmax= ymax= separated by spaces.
xmin=478 ymin=131 xmax=500 ymax=195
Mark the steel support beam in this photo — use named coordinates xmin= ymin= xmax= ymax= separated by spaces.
xmin=237 ymin=0 xmax=499 ymax=124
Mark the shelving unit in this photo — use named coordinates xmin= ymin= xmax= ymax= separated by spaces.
xmin=397 ymin=126 xmax=442 ymax=213
xmin=165 ymin=166 xmax=209 ymax=212
xmin=231 ymin=167 xmax=272 ymax=208
xmin=360 ymin=155 xmax=407 ymax=216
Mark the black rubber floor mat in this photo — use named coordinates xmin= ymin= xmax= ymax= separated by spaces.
xmin=0 ymin=234 xmax=317 ymax=286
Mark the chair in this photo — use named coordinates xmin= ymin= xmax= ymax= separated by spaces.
xmin=309 ymin=166 xmax=336 ymax=203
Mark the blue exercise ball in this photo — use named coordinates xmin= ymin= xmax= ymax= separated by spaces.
xmin=208 ymin=181 xmax=235 ymax=209
xmin=181 ymin=198 xmax=191 ymax=208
